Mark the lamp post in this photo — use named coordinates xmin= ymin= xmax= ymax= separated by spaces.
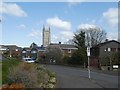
xmin=87 ymin=47 xmax=91 ymax=79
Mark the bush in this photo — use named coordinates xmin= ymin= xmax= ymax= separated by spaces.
xmin=7 ymin=63 xmax=50 ymax=88
xmin=2 ymin=58 xmax=20 ymax=84
xmin=69 ymin=49 xmax=87 ymax=66
xmin=0 ymin=61 xmax=2 ymax=86
xmin=7 ymin=63 xmax=38 ymax=88
xmin=37 ymin=66 xmax=50 ymax=85
xmin=62 ymin=56 xmax=71 ymax=64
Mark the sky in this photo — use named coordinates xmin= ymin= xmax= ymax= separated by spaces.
xmin=0 ymin=1 xmax=119 ymax=47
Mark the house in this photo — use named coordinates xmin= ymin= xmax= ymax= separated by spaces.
xmin=0 ymin=45 xmax=22 ymax=59
xmin=22 ymin=43 xmax=45 ymax=60
xmin=90 ymin=40 xmax=120 ymax=69
xmin=50 ymin=42 xmax=78 ymax=57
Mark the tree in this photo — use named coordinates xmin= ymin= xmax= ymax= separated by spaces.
xmin=73 ymin=31 xmax=86 ymax=49
xmin=70 ymin=31 xmax=87 ymax=66
xmin=79 ymin=27 xmax=106 ymax=47
xmin=45 ymin=45 xmax=63 ymax=64
xmin=111 ymin=51 xmax=120 ymax=65
xmin=101 ymin=51 xmax=120 ymax=67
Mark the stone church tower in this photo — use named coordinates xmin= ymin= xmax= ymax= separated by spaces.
xmin=42 ymin=26 xmax=50 ymax=47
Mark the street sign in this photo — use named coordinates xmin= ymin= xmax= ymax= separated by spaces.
xmin=87 ymin=47 xmax=90 ymax=56
xmin=87 ymin=47 xmax=91 ymax=79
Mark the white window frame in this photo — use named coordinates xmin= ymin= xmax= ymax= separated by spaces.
xmin=22 ymin=51 xmax=26 ymax=53
xmin=108 ymin=48 xmax=111 ymax=52
xmin=31 ymin=50 xmax=37 ymax=53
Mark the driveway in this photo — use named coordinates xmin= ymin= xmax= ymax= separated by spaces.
xmin=45 ymin=64 xmax=119 ymax=88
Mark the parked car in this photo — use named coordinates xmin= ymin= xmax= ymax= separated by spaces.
xmin=23 ymin=58 xmax=35 ymax=63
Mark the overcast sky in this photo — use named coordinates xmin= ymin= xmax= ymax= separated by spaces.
xmin=1 ymin=1 xmax=118 ymax=47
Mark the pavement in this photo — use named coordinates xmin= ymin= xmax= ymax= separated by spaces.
xmin=44 ymin=64 xmax=119 ymax=88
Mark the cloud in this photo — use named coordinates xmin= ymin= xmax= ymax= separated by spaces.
xmin=0 ymin=3 xmax=27 ymax=17
xmin=46 ymin=16 xmax=71 ymax=30
xmin=28 ymin=29 xmax=42 ymax=39
xmin=51 ymin=31 xmax=74 ymax=43
xmin=51 ymin=34 xmax=59 ymax=43
xmin=67 ymin=0 xmax=86 ymax=7
xmin=60 ymin=31 xmax=74 ymax=40
xmin=16 ymin=24 xmax=26 ymax=28
xmin=102 ymin=8 xmax=118 ymax=27
xmin=107 ymin=31 xmax=118 ymax=41
xmin=78 ymin=24 xmax=97 ymax=30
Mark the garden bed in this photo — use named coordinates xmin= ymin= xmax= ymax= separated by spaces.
xmin=2 ymin=59 xmax=56 ymax=89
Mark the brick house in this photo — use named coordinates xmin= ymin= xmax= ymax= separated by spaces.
xmin=50 ymin=42 xmax=77 ymax=57
xmin=0 ymin=45 xmax=22 ymax=60
xmin=90 ymin=40 xmax=120 ymax=68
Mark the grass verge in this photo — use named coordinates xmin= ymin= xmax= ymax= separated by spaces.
xmin=2 ymin=58 xmax=20 ymax=84
xmin=0 ymin=61 xmax=2 ymax=86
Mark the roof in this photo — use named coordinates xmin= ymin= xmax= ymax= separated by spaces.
xmin=37 ymin=47 xmax=45 ymax=51
xmin=92 ymin=40 xmax=120 ymax=48
xmin=22 ymin=47 xmax=31 ymax=51
xmin=0 ymin=45 xmax=22 ymax=50
xmin=50 ymin=43 xmax=77 ymax=49
xmin=22 ymin=46 xmax=46 ymax=51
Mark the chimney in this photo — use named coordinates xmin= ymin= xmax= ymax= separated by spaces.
xmin=59 ymin=42 xmax=61 ymax=44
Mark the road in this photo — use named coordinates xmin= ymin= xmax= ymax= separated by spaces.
xmin=45 ymin=64 xmax=119 ymax=88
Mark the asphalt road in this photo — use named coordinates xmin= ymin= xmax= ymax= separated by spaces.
xmin=45 ymin=64 xmax=119 ymax=88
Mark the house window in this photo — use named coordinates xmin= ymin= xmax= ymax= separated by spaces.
xmin=68 ymin=49 xmax=71 ymax=53
xmin=108 ymin=48 xmax=111 ymax=52
xmin=104 ymin=48 xmax=111 ymax=52
xmin=31 ymin=51 xmax=37 ymax=53
xmin=111 ymin=48 xmax=116 ymax=52
xmin=22 ymin=51 xmax=26 ymax=53
xmin=104 ymin=48 xmax=108 ymax=51
xmin=15 ymin=49 xmax=18 ymax=51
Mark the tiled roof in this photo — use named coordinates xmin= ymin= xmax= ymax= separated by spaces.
xmin=37 ymin=47 xmax=45 ymax=51
xmin=50 ymin=43 xmax=77 ymax=49
xmin=92 ymin=40 xmax=120 ymax=48
xmin=0 ymin=45 xmax=22 ymax=50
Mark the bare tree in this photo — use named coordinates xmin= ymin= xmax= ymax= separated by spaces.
xmin=45 ymin=45 xmax=63 ymax=64
xmin=79 ymin=27 xmax=106 ymax=47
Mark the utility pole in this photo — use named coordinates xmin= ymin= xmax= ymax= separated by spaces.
xmin=87 ymin=47 xmax=91 ymax=79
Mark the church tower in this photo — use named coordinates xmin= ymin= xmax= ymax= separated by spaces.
xmin=42 ymin=26 xmax=50 ymax=47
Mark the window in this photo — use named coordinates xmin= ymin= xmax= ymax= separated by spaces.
xmin=22 ymin=51 xmax=26 ymax=53
xmin=31 ymin=51 xmax=36 ymax=53
xmin=104 ymin=48 xmax=111 ymax=52
xmin=15 ymin=49 xmax=18 ymax=51
xmin=104 ymin=48 xmax=108 ymax=51
xmin=68 ymin=49 xmax=71 ymax=53
xmin=108 ymin=48 xmax=110 ymax=51
xmin=111 ymin=48 xmax=116 ymax=52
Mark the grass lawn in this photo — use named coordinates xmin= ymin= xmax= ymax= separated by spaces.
xmin=0 ymin=61 xmax=2 ymax=86
xmin=2 ymin=58 xmax=20 ymax=84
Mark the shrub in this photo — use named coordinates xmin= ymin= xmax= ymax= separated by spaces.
xmin=69 ymin=49 xmax=87 ymax=66
xmin=62 ymin=56 xmax=71 ymax=64
xmin=7 ymin=63 xmax=51 ymax=88
xmin=48 ymin=72 xmax=56 ymax=77
xmin=2 ymin=58 xmax=20 ymax=84
xmin=37 ymin=65 xmax=50 ymax=84
xmin=7 ymin=63 xmax=39 ymax=88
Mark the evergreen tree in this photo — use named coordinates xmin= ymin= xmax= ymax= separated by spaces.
xmin=70 ymin=31 xmax=87 ymax=66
